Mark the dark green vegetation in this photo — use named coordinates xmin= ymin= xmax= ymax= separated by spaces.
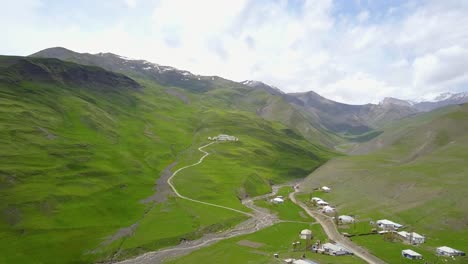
xmin=302 ymin=104 xmax=468 ymax=263
xmin=167 ymin=222 xmax=365 ymax=264
xmin=0 ymin=55 xmax=333 ymax=263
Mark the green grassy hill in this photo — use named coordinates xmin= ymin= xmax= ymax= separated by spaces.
xmin=31 ymin=47 xmax=348 ymax=147
xmin=0 ymin=56 xmax=334 ymax=263
xmin=301 ymin=104 xmax=468 ymax=263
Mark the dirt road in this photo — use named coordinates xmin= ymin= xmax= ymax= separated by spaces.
xmin=167 ymin=142 xmax=253 ymax=216
xmin=289 ymin=191 xmax=387 ymax=264
xmin=114 ymin=143 xmax=384 ymax=264
xmin=114 ymin=143 xmax=286 ymax=264
xmin=114 ymin=185 xmax=287 ymax=264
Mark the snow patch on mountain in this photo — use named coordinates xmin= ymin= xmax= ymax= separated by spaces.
xmin=241 ymin=80 xmax=284 ymax=95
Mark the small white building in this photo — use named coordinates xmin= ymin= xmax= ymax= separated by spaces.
xmin=402 ymin=249 xmax=423 ymax=260
xmin=284 ymin=259 xmax=319 ymax=264
xmin=397 ymin=231 xmax=425 ymax=244
xmin=299 ymin=229 xmax=312 ymax=240
xmin=321 ymin=186 xmax=331 ymax=192
xmin=210 ymin=134 xmax=238 ymax=141
xmin=311 ymin=197 xmax=323 ymax=202
xmin=436 ymin=246 xmax=466 ymax=257
xmin=316 ymin=200 xmax=329 ymax=206
xmin=320 ymin=243 xmax=352 ymax=256
xmin=322 ymin=205 xmax=335 ymax=214
xmin=338 ymin=215 xmax=355 ymax=224
xmin=376 ymin=219 xmax=403 ymax=230
xmin=271 ymin=197 xmax=284 ymax=204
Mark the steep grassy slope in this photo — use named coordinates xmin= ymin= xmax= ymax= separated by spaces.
xmin=31 ymin=47 xmax=346 ymax=147
xmin=0 ymin=56 xmax=334 ymax=263
xmin=301 ymin=104 xmax=468 ymax=263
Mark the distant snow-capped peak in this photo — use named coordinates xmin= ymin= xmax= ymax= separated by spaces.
xmin=241 ymin=80 xmax=262 ymax=86
xmin=379 ymin=97 xmax=414 ymax=107
xmin=434 ymin=92 xmax=456 ymax=101
xmin=241 ymin=80 xmax=284 ymax=94
xmin=96 ymin=52 xmax=195 ymax=76
xmin=418 ymin=92 xmax=468 ymax=102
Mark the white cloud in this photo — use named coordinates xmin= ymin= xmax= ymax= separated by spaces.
xmin=357 ymin=10 xmax=369 ymax=23
xmin=1 ymin=0 xmax=468 ymax=104
xmin=320 ymin=72 xmax=399 ymax=104
xmin=413 ymin=46 xmax=468 ymax=87
xmin=124 ymin=0 xmax=137 ymax=8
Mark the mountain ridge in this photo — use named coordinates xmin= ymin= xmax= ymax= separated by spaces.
xmin=0 ymin=55 xmax=141 ymax=90
xmin=30 ymin=47 xmax=466 ymax=140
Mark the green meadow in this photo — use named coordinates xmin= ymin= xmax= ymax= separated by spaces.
xmin=166 ymin=222 xmax=365 ymax=264
xmin=254 ymin=186 xmax=314 ymax=222
xmin=0 ymin=56 xmax=334 ymax=263
xmin=301 ymin=104 xmax=468 ymax=263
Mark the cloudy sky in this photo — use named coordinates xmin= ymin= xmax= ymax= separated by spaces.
xmin=2 ymin=0 xmax=468 ymax=104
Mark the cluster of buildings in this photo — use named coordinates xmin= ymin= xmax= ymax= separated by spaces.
xmin=303 ymin=187 xmax=465 ymax=262
xmin=310 ymin=197 xmax=335 ymax=214
xmin=307 ymin=178 xmax=468 ymax=262
xmin=208 ymin=134 xmax=238 ymax=141
xmin=298 ymin=229 xmax=353 ymax=257
xmin=376 ymin=219 xmax=426 ymax=245
xmin=401 ymin=246 xmax=465 ymax=260
xmin=374 ymin=219 xmax=465 ymax=260
xmin=314 ymin=242 xmax=353 ymax=256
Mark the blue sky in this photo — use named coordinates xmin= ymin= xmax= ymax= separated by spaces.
xmin=2 ymin=0 xmax=468 ymax=104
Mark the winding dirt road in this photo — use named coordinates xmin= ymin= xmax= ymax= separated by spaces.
xmin=115 ymin=143 xmax=283 ymax=264
xmin=166 ymin=142 xmax=253 ymax=217
xmin=114 ymin=142 xmax=385 ymax=264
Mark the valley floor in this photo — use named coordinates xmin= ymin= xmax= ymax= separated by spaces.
xmin=115 ymin=143 xmax=381 ymax=264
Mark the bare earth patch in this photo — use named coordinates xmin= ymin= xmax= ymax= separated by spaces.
xmin=141 ymin=162 xmax=178 ymax=204
xmin=37 ymin=126 xmax=57 ymax=140
xmin=166 ymin=89 xmax=190 ymax=104
xmin=101 ymin=222 xmax=140 ymax=247
xmin=236 ymin=239 xmax=265 ymax=248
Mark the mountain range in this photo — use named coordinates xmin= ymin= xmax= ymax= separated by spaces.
xmin=2 ymin=47 xmax=467 ymax=264
xmin=31 ymin=47 xmax=468 ymax=147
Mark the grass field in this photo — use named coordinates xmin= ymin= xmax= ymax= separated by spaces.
xmin=0 ymin=56 xmax=334 ymax=263
xmin=166 ymin=222 xmax=366 ymax=264
xmin=301 ymin=104 xmax=468 ymax=263
xmin=254 ymin=187 xmax=314 ymax=222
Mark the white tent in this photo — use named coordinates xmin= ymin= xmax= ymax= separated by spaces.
xmin=402 ymin=249 xmax=422 ymax=260
xmin=316 ymin=200 xmax=329 ymax=206
xmin=321 ymin=243 xmax=352 ymax=255
xmin=299 ymin=229 xmax=312 ymax=239
xmin=376 ymin=219 xmax=403 ymax=230
xmin=311 ymin=197 xmax=323 ymax=202
xmin=338 ymin=215 xmax=355 ymax=224
xmin=271 ymin=197 xmax=284 ymax=204
xmin=321 ymin=186 xmax=331 ymax=192
xmin=322 ymin=205 xmax=335 ymax=214
xmin=436 ymin=246 xmax=465 ymax=256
